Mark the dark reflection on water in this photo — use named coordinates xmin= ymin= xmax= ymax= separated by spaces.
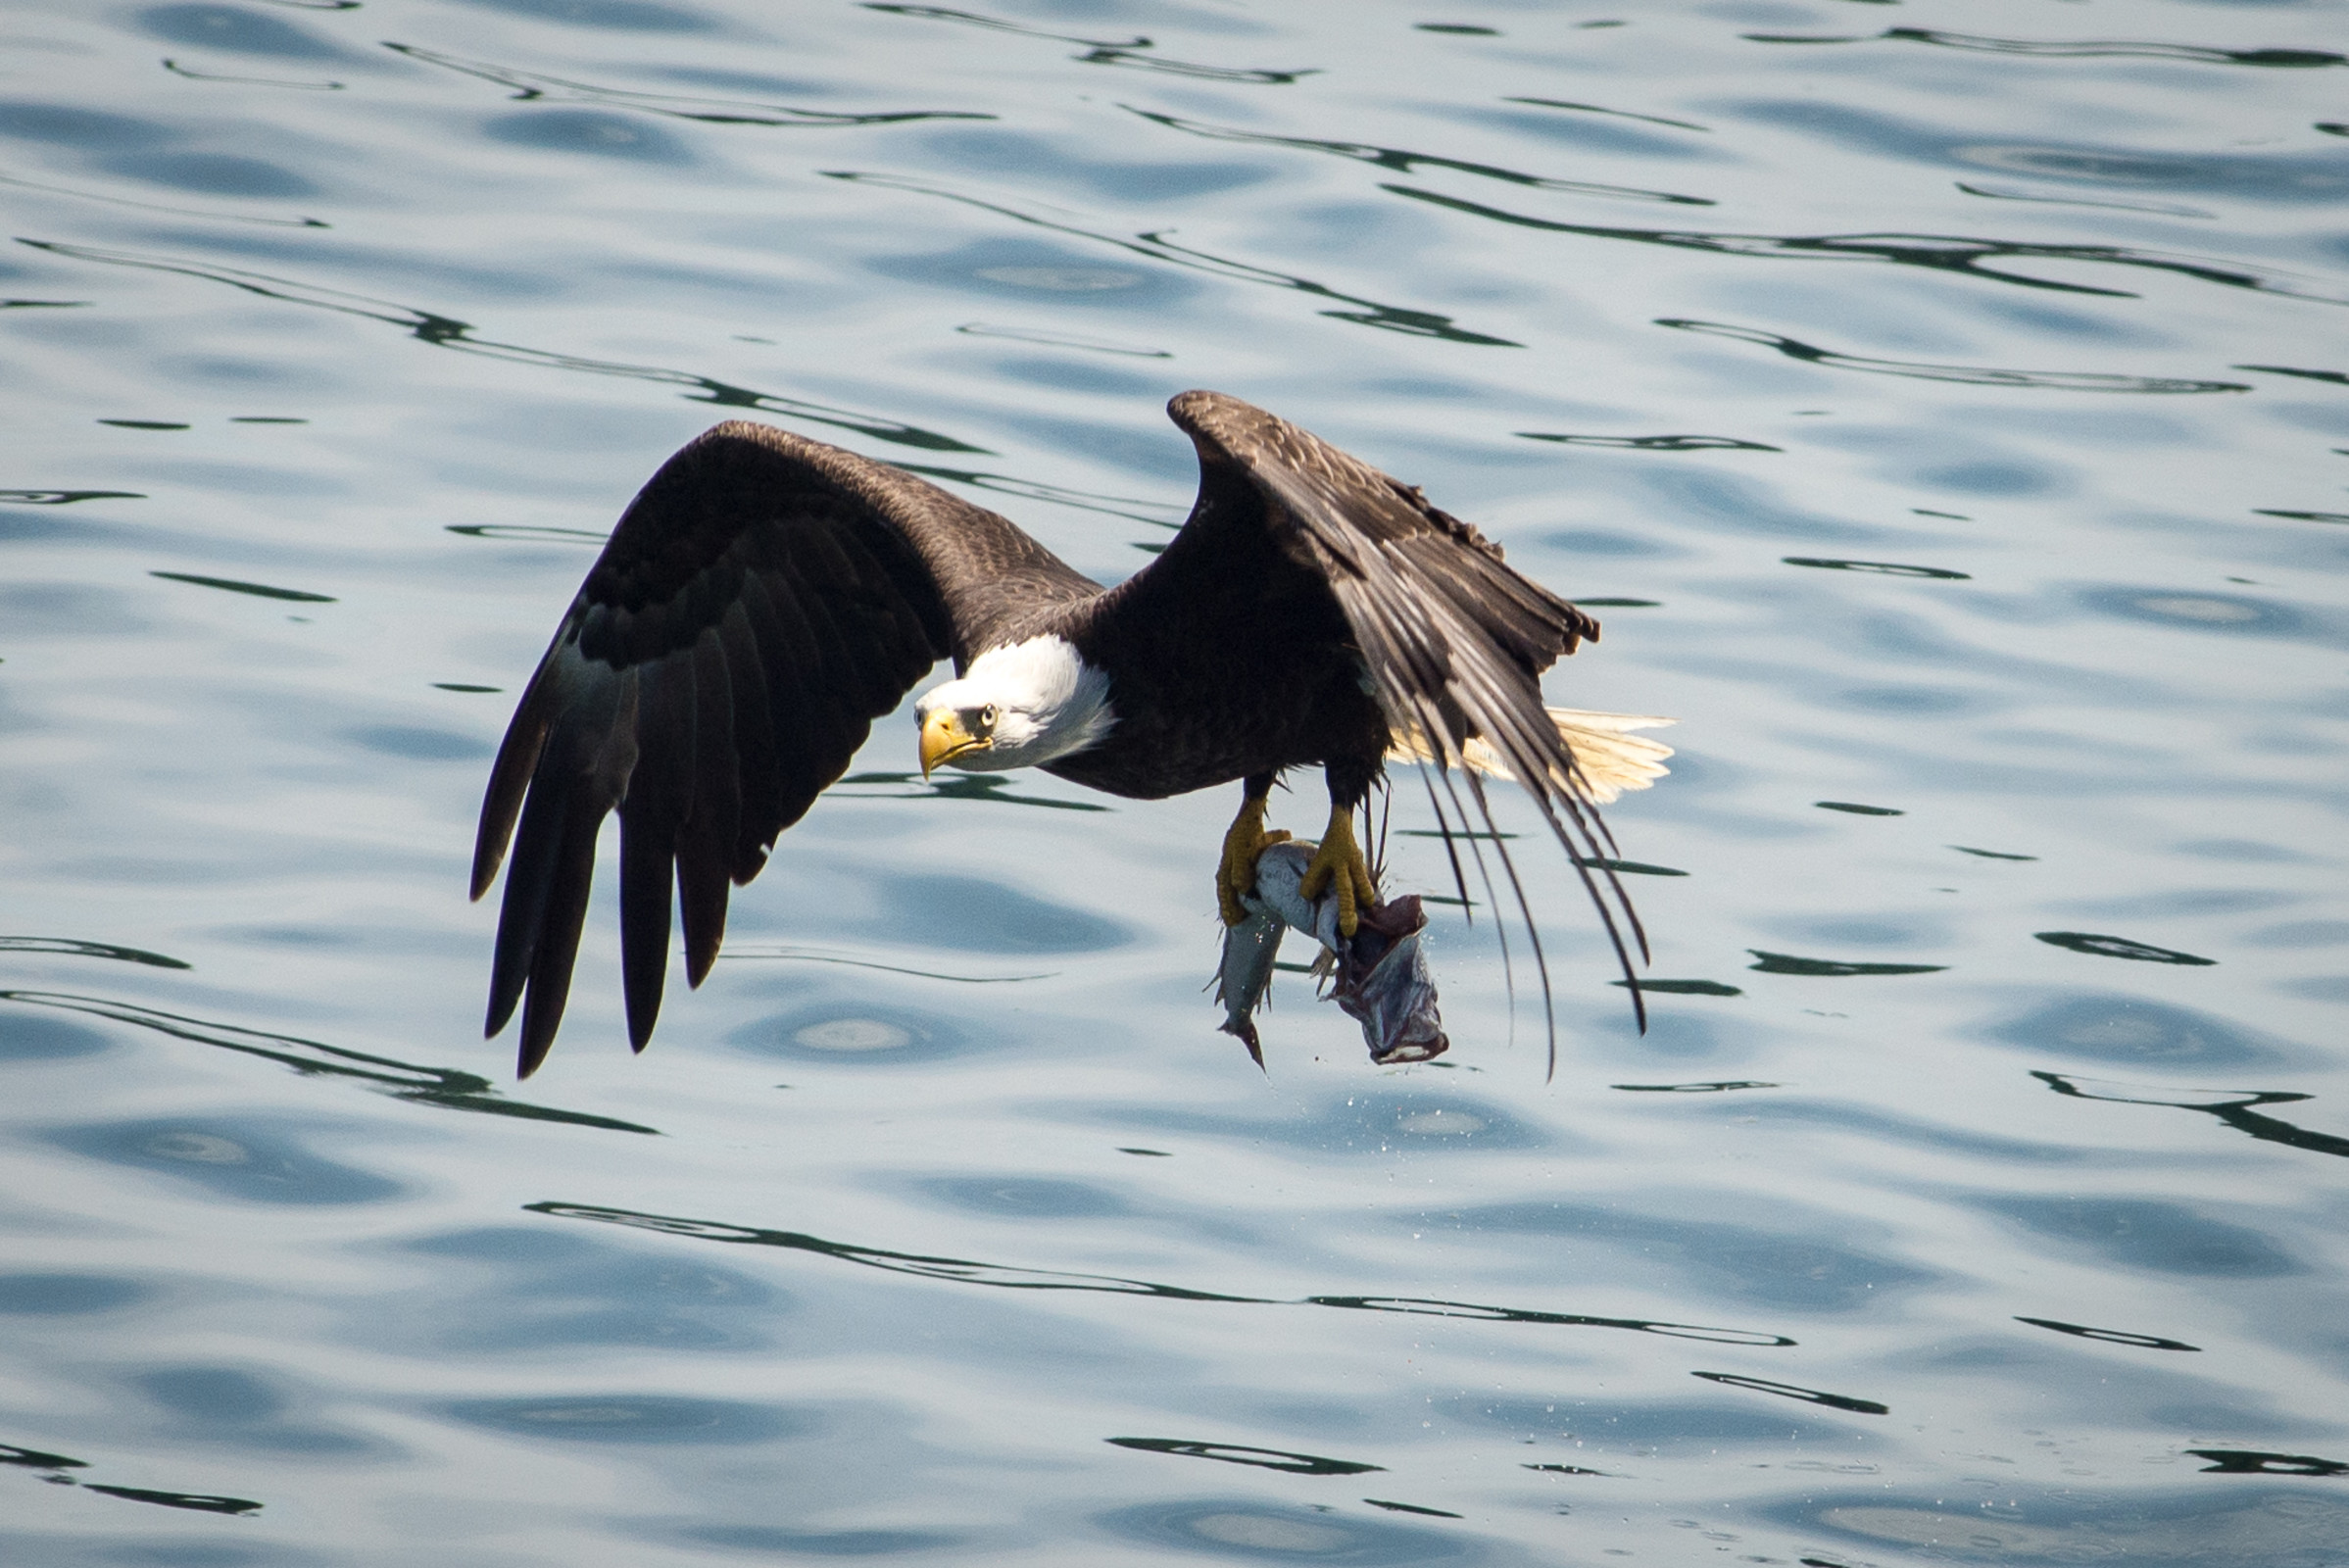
xmin=1361 ymin=1498 xmax=1461 ymax=1518
xmin=2189 ymin=1448 xmax=2349 ymax=1476
xmin=1689 ymin=1372 xmax=1887 ymax=1417
xmin=78 ymin=1483 xmax=264 ymax=1515
xmin=1129 ymin=106 xmax=1716 ymax=208
xmin=2035 ymin=931 xmax=2217 ymax=965
xmin=1785 ymin=556 xmax=1969 ymax=579
xmin=0 ymin=488 xmax=146 ymax=504
xmin=1747 ymin=951 xmax=1945 ymax=977
xmin=2036 ymin=1072 xmax=2349 ymax=1160
xmin=0 ymin=991 xmax=657 ymax=1132
xmin=2014 ymin=1315 xmax=2200 ymax=1353
xmin=1615 ymin=979 xmax=1741 ymax=997
xmin=1108 ymin=1437 xmax=1385 ymax=1476
xmin=1750 ymin=27 xmax=2349 ymax=73
xmin=1660 ymin=319 xmax=2250 ymax=394
xmin=1519 ymin=431 xmax=1777 ymax=451
xmin=1 ymin=1440 xmax=86 ymax=1470
xmin=161 ymin=57 xmax=345 ymax=93
xmin=0 ymin=935 xmax=188 ymax=968
xmin=528 ymin=1201 xmax=1796 ymax=1345
xmin=150 ymin=568 xmax=333 ymax=603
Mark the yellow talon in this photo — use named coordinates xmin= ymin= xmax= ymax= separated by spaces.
xmin=1216 ymin=793 xmax=1291 ymax=925
xmin=1296 ymin=803 xmax=1378 ymax=939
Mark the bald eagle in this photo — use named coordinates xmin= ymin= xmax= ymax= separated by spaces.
xmin=471 ymin=390 xmax=1665 ymax=1077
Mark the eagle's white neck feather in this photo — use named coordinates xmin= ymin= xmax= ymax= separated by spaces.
xmin=916 ymin=635 xmax=1115 ymax=771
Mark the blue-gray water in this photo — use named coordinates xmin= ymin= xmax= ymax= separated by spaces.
xmin=4 ymin=0 xmax=2347 ymax=1562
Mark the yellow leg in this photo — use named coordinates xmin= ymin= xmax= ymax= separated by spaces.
xmin=1297 ymin=801 xmax=1378 ymax=938
xmin=1216 ymin=785 xmax=1291 ymax=926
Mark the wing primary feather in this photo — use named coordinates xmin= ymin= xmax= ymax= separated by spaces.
xmin=484 ymin=665 xmax=620 ymax=1039
xmin=470 ymin=657 xmax=560 ymax=901
xmin=616 ymin=801 xmax=674 ymax=1051
xmin=485 ymin=786 xmax=562 ymax=1039
xmin=676 ymin=634 xmax=738 ymax=988
xmin=514 ymin=789 xmax=609 ymax=1078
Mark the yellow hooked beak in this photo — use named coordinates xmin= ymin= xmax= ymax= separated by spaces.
xmin=919 ymin=709 xmax=990 ymax=778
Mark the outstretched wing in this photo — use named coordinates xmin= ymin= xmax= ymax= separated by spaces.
xmin=471 ymin=419 xmax=1094 ymax=1077
xmin=1162 ymin=389 xmax=1648 ymax=1044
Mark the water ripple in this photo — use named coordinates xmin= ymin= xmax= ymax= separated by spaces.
xmin=0 ymin=488 xmax=146 ymax=504
xmin=825 ymin=171 xmax=1522 ymax=346
xmin=2036 ymin=1072 xmax=2349 ymax=1160
xmin=1107 ymin=1437 xmax=1385 ymax=1476
xmin=0 ymin=166 xmax=328 ymax=226
xmin=863 ymin=5 xmax=1314 ymax=84
xmin=1380 ymin=185 xmax=2349 ymax=305
xmin=1748 ymin=27 xmax=2347 ymax=72
xmin=528 ymin=1200 xmax=1798 ymax=1346
xmin=0 ymin=935 xmax=189 ymax=968
xmin=18 ymin=239 xmax=992 ymax=451
xmin=0 ymin=992 xmax=656 ymax=1133
xmin=384 ymin=42 xmax=993 ymax=127
xmin=1129 ymin=106 xmax=1714 ymax=208
xmin=1659 ymin=319 xmax=2252 ymax=394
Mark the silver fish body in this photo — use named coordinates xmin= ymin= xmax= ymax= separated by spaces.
xmin=1214 ymin=840 xmax=1446 ymax=1066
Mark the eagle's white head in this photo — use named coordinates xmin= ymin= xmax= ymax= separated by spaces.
xmin=915 ymin=635 xmax=1116 ymax=775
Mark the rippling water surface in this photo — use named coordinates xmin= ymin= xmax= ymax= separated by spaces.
xmin=5 ymin=0 xmax=2348 ymax=1561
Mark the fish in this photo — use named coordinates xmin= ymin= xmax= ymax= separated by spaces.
xmin=1214 ymin=838 xmax=1447 ymax=1068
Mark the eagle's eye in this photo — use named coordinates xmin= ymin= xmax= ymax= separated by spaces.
xmin=978 ymin=704 xmax=999 ymax=730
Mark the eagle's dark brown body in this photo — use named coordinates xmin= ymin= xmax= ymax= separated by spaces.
xmin=473 ymin=390 xmax=1630 ymax=1076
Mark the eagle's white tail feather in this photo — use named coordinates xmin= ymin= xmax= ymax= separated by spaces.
xmin=1386 ymin=708 xmax=1675 ymax=805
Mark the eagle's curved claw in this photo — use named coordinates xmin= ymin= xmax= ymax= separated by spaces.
xmin=1297 ymin=805 xmax=1377 ymax=939
xmin=1217 ymin=798 xmax=1291 ymax=926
